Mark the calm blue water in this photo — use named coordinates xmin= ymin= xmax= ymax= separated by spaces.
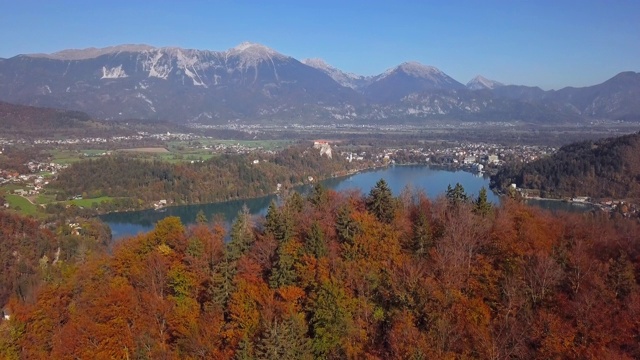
xmin=100 ymin=165 xmax=497 ymax=240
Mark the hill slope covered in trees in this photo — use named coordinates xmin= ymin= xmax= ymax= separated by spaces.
xmin=491 ymin=131 xmax=640 ymax=200
xmin=2 ymin=184 xmax=640 ymax=358
xmin=0 ymin=101 xmax=91 ymax=131
xmin=52 ymin=145 xmax=352 ymax=210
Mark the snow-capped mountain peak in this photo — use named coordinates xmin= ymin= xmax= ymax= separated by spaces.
xmin=396 ymin=61 xmax=443 ymax=77
xmin=302 ymin=58 xmax=333 ymax=71
xmin=228 ymin=42 xmax=282 ymax=57
xmin=31 ymin=44 xmax=157 ymax=60
xmin=376 ymin=61 xmax=449 ymax=83
xmin=233 ymin=41 xmax=261 ymax=51
xmin=226 ymin=42 xmax=288 ymax=72
xmin=466 ymin=75 xmax=504 ymax=90
xmin=3 ymin=42 xmax=638 ymax=125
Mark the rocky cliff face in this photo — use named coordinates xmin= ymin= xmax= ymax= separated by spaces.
xmin=1 ymin=43 xmax=639 ymax=124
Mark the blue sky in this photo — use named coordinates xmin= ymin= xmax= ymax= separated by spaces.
xmin=1 ymin=0 xmax=638 ymax=89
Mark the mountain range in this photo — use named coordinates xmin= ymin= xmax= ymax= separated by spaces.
xmin=0 ymin=42 xmax=639 ymax=125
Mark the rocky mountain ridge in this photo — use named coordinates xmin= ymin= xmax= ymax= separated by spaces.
xmin=0 ymin=43 xmax=638 ymax=124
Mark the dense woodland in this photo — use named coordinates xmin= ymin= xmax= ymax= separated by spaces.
xmin=0 ymin=101 xmax=92 ymax=129
xmin=53 ymin=145 xmax=352 ymax=209
xmin=0 ymin=212 xmax=57 ymax=307
xmin=0 ymin=212 xmax=111 ymax=308
xmin=0 ymin=147 xmax=40 ymax=174
xmin=491 ymin=132 xmax=640 ymax=200
xmin=2 ymin=182 xmax=640 ymax=359
xmin=0 ymin=101 xmax=198 ymax=140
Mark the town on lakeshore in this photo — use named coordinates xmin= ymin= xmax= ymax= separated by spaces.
xmin=2 ymin=127 xmax=638 ymax=218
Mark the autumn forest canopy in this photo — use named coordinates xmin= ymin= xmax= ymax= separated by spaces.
xmin=2 ymin=181 xmax=640 ymax=359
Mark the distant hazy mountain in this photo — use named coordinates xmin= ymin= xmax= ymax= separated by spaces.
xmin=549 ymin=71 xmax=640 ymax=121
xmin=0 ymin=43 xmax=638 ymax=124
xmin=302 ymin=58 xmax=370 ymax=90
xmin=0 ymin=43 xmax=361 ymax=123
xmin=364 ymin=62 xmax=465 ymax=102
xmin=492 ymin=85 xmax=547 ymax=102
xmin=466 ymin=75 xmax=504 ymax=90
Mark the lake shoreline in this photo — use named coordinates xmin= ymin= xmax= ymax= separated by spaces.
xmin=97 ymin=162 xmax=488 ymax=217
xmin=102 ymin=165 xmax=502 ymax=240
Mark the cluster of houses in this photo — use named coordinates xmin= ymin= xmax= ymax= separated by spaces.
xmin=1 ymin=161 xmax=66 ymax=187
xmin=336 ymin=142 xmax=555 ymax=176
xmin=0 ymin=161 xmax=69 ymax=208
xmin=31 ymin=132 xmax=199 ymax=146
xmin=598 ymin=200 xmax=639 ymax=216
xmin=2 ymin=172 xmax=53 ymax=199
xmin=25 ymin=161 xmax=66 ymax=174
xmin=516 ymin=186 xmax=639 ymax=217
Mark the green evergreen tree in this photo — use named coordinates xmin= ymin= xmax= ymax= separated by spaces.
xmin=209 ymin=206 xmax=255 ymax=311
xmin=195 ymin=209 xmax=208 ymax=224
xmin=474 ymin=187 xmax=493 ymax=216
xmin=228 ymin=206 xmax=254 ymax=261
xmin=446 ymin=182 xmax=468 ymax=205
xmin=186 ymin=237 xmax=204 ymax=258
xmin=310 ymin=280 xmax=352 ymax=358
xmin=308 ymin=183 xmax=328 ymax=207
xmin=209 ymin=254 xmax=236 ymax=310
xmin=335 ymin=205 xmax=359 ymax=245
xmin=264 ymin=200 xmax=293 ymax=243
xmin=412 ymin=211 xmax=432 ymax=256
xmin=366 ymin=179 xmax=396 ymax=224
xmin=235 ymin=334 xmax=255 ymax=360
xmin=255 ymin=315 xmax=312 ymax=360
xmin=264 ymin=200 xmax=281 ymax=237
xmin=305 ymin=221 xmax=328 ymax=259
xmin=285 ymin=191 xmax=304 ymax=214
xmin=269 ymin=243 xmax=298 ymax=288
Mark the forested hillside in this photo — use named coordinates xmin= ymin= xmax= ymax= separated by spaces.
xmin=491 ymin=131 xmax=640 ymax=200
xmin=3 ymin=183 xmax=640 ymax=358
xmin=0 ymin=101 xmax=91 ymax=131
xmin=53 ymin=145 xmax=351 ymax=208
xmin=0 ymin=212 xmax=58 ymax=307
xmin=0 ymin=212 xmax=110 ymax=308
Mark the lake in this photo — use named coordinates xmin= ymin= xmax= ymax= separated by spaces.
xmin=100 ymin=165 xmax=496 ymax=240
xmin=524 ymin=198 xmax=600 ymax=213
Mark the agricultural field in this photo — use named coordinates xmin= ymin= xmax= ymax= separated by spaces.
xmin=1 ymin=181 xmax=126 ymax=217
xmin=0 ymin=184 xmax=24 ymax=192
xmin=4 ymin=194 xmax=41 ymax=217
xmin=44 ymin=139 xmax=292 ymax=166
xmin=1 ymin=138 xmax=297 ymax=218
xmin=69 ymin=196 xmax=116 ymax=207
xmin=117 ymin=147 xmax=170 ymax=153
xmin=168 ymin=139 xmax=291 ymax=151
xmin=49 ymin=149 xmax=109 ymax=165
